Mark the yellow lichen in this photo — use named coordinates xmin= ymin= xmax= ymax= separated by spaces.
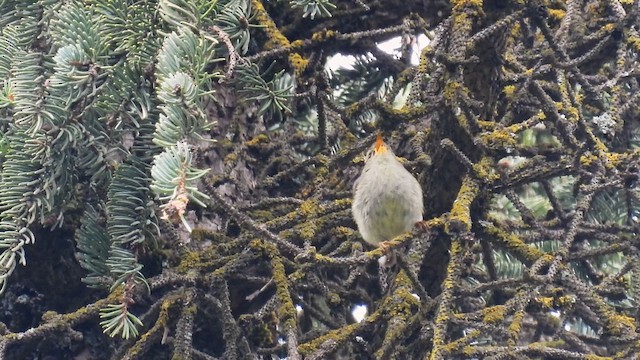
xmin=537 ymin=110 xmax=546 ymax=121
xmin=479 ymin=129 xmax=517 ymax=148
xmin=251 ymin=0 xmax=308 ymax=76
xmin=451 ymin=0 xmax=483 ymax=11
xmin=177 ymin=250 xmax=206 ymax=274
xmin=443 ymin=80 xmax=463 ymax=104
xmin=323 ymin=292 xmax=340 ymax=306
xmin=246 ymin=133 xmax=269 ymax=147
xmin=547 ymin=9 xmax=565 ymax=20
xmin=609 ymin=314 xmax=636 ymax=332
xmin=299 ymin=199 xmax=318 ymax=216
xmin=311 ymin=30 xmax=336 ymax=42
xmin=298 ymin=222 xmax=317 ymax=240
xmin=483 ymin=224 xmax=543 ymax=264
xmin=585 ymin=356 xmax=613 ymax=360
xmin=556 ymin=295 xmax=575 ymax=308
xmin=429 ymin=239 xmax=461 ymax=360
xmin=252 ymin=0 xmax=289 ymax=48
xmin=441 ymin=329 xmax=481 ymax=353
xmin=266 ymin=242 xmax=297 ymax=330
xmin=528 ymin=339 xmax=565 ymax=348
xmin=604 ymin=151 xmax=624 ymax=165
xmin=418 ymin=46 xmax=433 ymax=74
xmin=535 ymin=296 xmax=554 ymax=309
xmin=298 ymin=309 xmax=382 ymax=355
xmin=224 ymin=152 xmax=237 ymax=163
xmin=580 ymin=153 xmax=598 ymax=167
xmin=446 ymin=176 xmax=479 ymax=234
xmin=502 ymin=85 xmax=517 ymax=99
xmin=482 ymin=305 xmax=506 ymax=323
xmin=628 ymin=35 xmax=640 ymax=52
xmin=565 ymin=106 xmax=579 ymax=123
xmin=462 ymin=345 xmax=477 ymax=356
xmin=290 ymin=39 xmax=304 ymax=47
xmin=472 ymin=156 xmax=500 ymax=183
xmin=248 ymin=209 xmax=274 ymax=220
xmin=476 ymin=120 xmax=496 ymax=130
xmin=383 ymin=293 xmax=419 ymax=331
xmin=289 ymin=53 xmax=309 ymax=76
xmin=507 ymin=310 xmax=524 ymax=345
xmin=509 ymin=22 xmax=521 ymax=38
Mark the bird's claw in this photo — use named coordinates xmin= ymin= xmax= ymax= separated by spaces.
xmin=414 ymin=220 xmax=429 ymax=231
xmin=378 ymin=240 xmax=392 ymax=254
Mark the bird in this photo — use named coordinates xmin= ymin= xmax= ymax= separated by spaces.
xmin=352 ymin=133 xmax=424 ymax=251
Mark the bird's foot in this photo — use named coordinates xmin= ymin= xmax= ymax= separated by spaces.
xmin=378 ymin=240 xmax=392 ymax=254
xmin=377 ymin=241 xmax=397 ymax=267
xmin=414 ymin=220 xmax=429 ymax=231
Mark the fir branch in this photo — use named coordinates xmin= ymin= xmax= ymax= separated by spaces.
xmin=107 ymin=160 xmax=158 ymax=245
xmin=75 ymin=205 xmax=112 ymax=288
xmin=154 ymin=26 xmax=221 ymax=146
xmin=290 ymin=0 xmax=336 ymax=20
xmin=215 ymin=0 xmax=254 ymax=55
xmin=234 ymin=61 xmax=294 ymax=116
xmin=151 ymin=141 xmax=210 ymax=231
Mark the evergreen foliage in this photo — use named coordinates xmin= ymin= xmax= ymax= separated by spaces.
xmin=0 ymin=0 xmax=639 ymax=359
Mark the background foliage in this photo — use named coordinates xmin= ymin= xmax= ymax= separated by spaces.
xmin=0 ymin=0 xmax=640 ymax=359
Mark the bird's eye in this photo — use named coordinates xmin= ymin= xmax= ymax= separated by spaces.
xmin=364 ymin=149 xmax=374 ymax=161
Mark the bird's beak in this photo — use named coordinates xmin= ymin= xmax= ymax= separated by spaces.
xmin=375 ymin=133 xmax=388 ymax=155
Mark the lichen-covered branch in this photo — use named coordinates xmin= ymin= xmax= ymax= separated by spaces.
xmin=2 ymin=0 xmax=640 ymax=359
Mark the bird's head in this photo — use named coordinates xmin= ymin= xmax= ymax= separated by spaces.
xmin=374 ymin=133 xmax=389 ymax=156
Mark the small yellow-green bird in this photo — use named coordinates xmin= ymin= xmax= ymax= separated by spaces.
xmin=352 ymin=134 xmax=424 ymax=249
